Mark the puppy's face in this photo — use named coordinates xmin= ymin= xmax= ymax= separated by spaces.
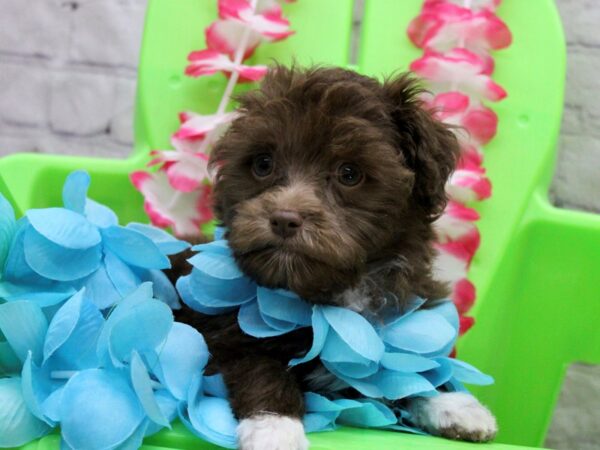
xmin=210 ymin=67 xmax=458 ymax=302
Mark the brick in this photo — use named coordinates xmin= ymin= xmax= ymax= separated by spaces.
xmin=0 ymin=64 xmax=49 ymax=127
xmin=0 ymin=133 xmax=39 ymax=156
xmin=109 ymin=77 xmax=136 ymax=145
xmin=36 ymin=134 xmax=130 ymax=158
xmin=556 ymin=0 xmax=600 ymax=47
xmin=551 ymin=134 xmax=600 ymax=212
xmin=49 ymin=71 xmax=116 ymax=136
xmin=0 ymin=0 xmax=69 ymax=58
xmin=68 ymin=1 xmax=146 ymax=68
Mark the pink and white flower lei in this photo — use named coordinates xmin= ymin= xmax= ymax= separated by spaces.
xmin=408 ymin=0 xmax=511 ymax=336
xmin=132 ymin=0 xmax=295 ymax=237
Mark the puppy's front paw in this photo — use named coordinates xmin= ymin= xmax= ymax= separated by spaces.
xmin=237 ymin=414 xmax=309 ymax=450
xmin=408 ymin=392 xmax=497 ymax=442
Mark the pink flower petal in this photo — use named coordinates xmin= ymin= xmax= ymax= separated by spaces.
xmin=410 ymin=49 xmax=506 ymax=101
xmin=410 ymin=3 xmax=511 ymax=53
xmin=206 ymin=20 xmax=262 ymax=59
xmin=447 ymin=168 xmax=492 ymax=202
xmin=165 ymin=154 xmax=211 ymax=193
xmin=130 ymin=171 xmax=212 ymax=237
xmin=174 ymin=111 xmax=237 ymax=140
xmin=186 ymin=49 xmax=268 ymax=82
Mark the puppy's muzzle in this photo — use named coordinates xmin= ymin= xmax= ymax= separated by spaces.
xmin=269 ymin=210 xmax=303 ymax=238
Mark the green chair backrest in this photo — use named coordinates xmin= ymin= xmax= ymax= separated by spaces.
xmin=360 ymin=1 xmax=600 ymax=448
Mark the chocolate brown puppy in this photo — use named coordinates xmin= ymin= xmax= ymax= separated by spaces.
xmin=174 ymin=66 xmax=497 ymax=449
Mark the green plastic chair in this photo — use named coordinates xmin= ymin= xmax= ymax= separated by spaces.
xmin=360 ymin=0 xmax=600 ymax=448
xmin=3 ymin=1 xmax=588 ymax=449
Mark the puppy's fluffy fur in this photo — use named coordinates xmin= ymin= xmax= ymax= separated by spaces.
xmin=172 ymin=66 xmax=497 ymax=448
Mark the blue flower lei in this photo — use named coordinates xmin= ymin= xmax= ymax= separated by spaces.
xmin=0 ymin=172 xmax=493 ymax=449
xmin=177 ymin=228 xmax=494 ymax=434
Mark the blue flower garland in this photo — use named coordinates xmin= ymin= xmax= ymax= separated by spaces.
xmin=177 ymin=230 xmax=494 ymax=437
xmin=0 ymin=172 xmax=493 ymax=449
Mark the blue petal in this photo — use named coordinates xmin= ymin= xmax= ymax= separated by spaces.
xmin=203 ymin=374 xmax=228 ymax=398
xmin=448 ymin=358 xmax=494 ymax=385
xmin=368 ymin=370 xmax=436 ymax=400
xmin=322 ymin=306 xmax=384 ymax=362
xmin=102 ymin=226 xmax=170 ymax=269
xmin=0 ymin=340 xmax=21 ymax=374
xmin=430 ymin=300 xmax=459 ymax=332
xmin=139 ymin=269 xmax=181 ymax=310
xmin=213 ymin=227 xmax=226 ymax=241
xmin=62 ymin=171 xmax=90 ymax=214
xmin=0 ymin=301 xmax=47 ymax=364
xmin=290 ymin=307 xmax=329 ymax=366
xmin=381 ymin=309 xmax=456 ymax=354
xmin=189 ymin=267 xmax=256 ymax=307
xmin=0 ymin=281 xmax=76 ymax=307
xmin=41 ymin=386 xmax=64 ymax=424
xmin=125 ymin=223 xmax=190 ymax=255
xmin=24 ymin=226 xmax=102 ymax=282
xmin=145 ymin=390 xmax=178 ymax=437
xmin=177 ymin=275 xmax=236 ymax=315
xmin=257 ymin=287 xmax=312 ymax=326
xmin=85 ymin=199 xmax=119 ymax=229
xmin=21 ymin=353 xmax=60 ymax=426
xmin=321 ymin=363 xmax=384 ymax=399
xmin=113 ymin=420 xmax=148 ymax=450
xmin=238 ymin=300 xmax=290 ymax=338
xmin=4 ymin=220 xmax=53 ymax=284
xmin=380 ymin=352 xmax=440 ymax=373
xmin=186 ymin=396 xmax=238 ymax=449
xmin=153 ymin=322 xmax=209 ymax=401
xmin=305 ymin=392 xmax=360 ymax=412
xmin=43 ymin=289 xmax=104 ymax=369
xmin=337 ymin=399 xmax=397 ymax=428
xmin=104 ymin=250 xmax=141 ymax=297
xmin=97 ymin=283 xmax=172 ymax=367
xmin=107 ymin=300 xmax=173 ymax=367
xmin=191 ymin=239 xmax=231 ymax=256
xmin=303 ymin=411 xmax=339 ymax=433
xmin=0 ymin=377 xmax=51 ymax=447
xmin=130 ymin=351 xmax=170 ymax=427
xmin=27 ymin=208 xmax=101 ymax=249
xmin=421 ymin=358 xmax=454 ymax=387
xmin=321 ymin=332 xmax=379 ymax=379
xmin=188 ymin=250 xmax=244 ymax=280
xmin=0 ymin=194 xmax=16 ymax=267
xmin=60 ymin=369 xmax=145 ymax=450
xmin=81 ymin=263 xmax=122 ymax=310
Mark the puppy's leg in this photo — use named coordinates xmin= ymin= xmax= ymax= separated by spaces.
xmin=220 ymin=355 xmax=309 ymax=450
xmin=406 ymin=392 xmax=497 ymax=442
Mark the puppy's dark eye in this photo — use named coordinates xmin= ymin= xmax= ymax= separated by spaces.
xmin=337 ymin=163 xmax=363 ymax=187
xmin=252 ymin=153 xmax=274 ymax=178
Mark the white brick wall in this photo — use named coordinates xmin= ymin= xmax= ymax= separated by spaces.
xmin=0 ymin=0 xmax=598 ymax=214
xmin=552 ymin=0 xmax=600 ymax=213
xmin=0 ymin=0 xmax=146 ymax=157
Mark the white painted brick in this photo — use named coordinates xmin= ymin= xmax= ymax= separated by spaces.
xmin=552 ymin=133 xmax=600 ymax=212
xmin=0 ymin=64 xmax=49 ymax=127
xmin=68 ymin=1 xmax=146 ymax=68
xmin=49 ymin=71 xmax=116 ymax=135
xmin=36 ymin=134 xmax=130 ymax=158
xmin=0 ymin=0 xmax=69 ymax=58
xmin=0 ymin=134 xmax=39 ymax=156
xmin=109 ymin=77 xmax=136 ymax=145
xmin=555 ymin=0 xmax=600 ymax=47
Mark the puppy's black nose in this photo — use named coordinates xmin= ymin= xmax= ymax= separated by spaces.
xmin=270 ymin=210 xmax=303 ymax=238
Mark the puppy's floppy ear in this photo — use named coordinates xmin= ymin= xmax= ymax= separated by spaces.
xmin=383 ymin=74 xmax=459 ymax=220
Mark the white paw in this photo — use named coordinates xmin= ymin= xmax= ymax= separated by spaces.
xmin=237 ymin=414 xmax=309 ymax=450
xmin=408 ymin=392 xmax=497 ymax=442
